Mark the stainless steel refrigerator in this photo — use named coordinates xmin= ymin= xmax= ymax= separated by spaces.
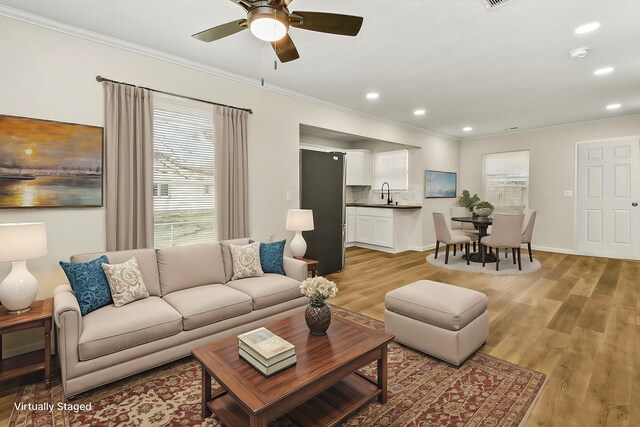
xmin=299 ymin=149 xmax=345 ymax=276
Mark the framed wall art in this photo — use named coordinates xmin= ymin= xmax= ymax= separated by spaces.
xmin=425 ymin=170 xmax=457 ymax=199
xmin=0 ymin=115 xmax=103 ymax=208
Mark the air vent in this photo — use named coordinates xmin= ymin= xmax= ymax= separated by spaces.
xmin=481 ymin=0 xmax=512 ymax=8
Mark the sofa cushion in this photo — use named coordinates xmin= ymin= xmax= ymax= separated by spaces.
xmin=221 ymin=236 xmax=273 ymax=283
xmin=156 ymin=243 xmax=225 ymax=295
xmin=101 ymin=257 xmax=149 ymax=307
xmin=250 ymin=239 xmax=286 ymax=275
xmin=78 ymin=297 xmax=182 ymax=361
xmin=226 ymin=274 xmax=302 ymax=310
xmin=385 ymin=280 xmax=488 ymax=331
xmin=59 ymin=256 xmax=112 ymax=316
xmin=163 ymin=284 xmax=253 ymax=331
xmin=72 ymin=249 xmax=161 ymax=297
xmin=230 ymin=242 xmax=264 ymax=280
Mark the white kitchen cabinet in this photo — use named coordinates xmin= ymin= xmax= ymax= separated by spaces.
xmin=373 ymin=217 xmax=394 ymax=247
xmin=354 ymin=207 xmax=393 ymax=248
xmin=355 ymin=215 xmax=374 ymax=244
xmin=346 ymin=207 xmax=356 ymax=243
xmin=348 ymin=206 xmax=421 ymax=252
xmin=345 ymin=150 xmax=373 ymax=186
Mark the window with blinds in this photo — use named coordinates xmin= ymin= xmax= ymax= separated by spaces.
xmin=482 ymin=150 xmax=529 ymax=213
xmin=153 ymin=93 xmax=216 ymax=247
xmin=374 ymin=150 xmax=409 ymax=191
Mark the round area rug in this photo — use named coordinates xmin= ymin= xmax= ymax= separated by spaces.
xmin=426 ymin=252 xmax=541 ymax=275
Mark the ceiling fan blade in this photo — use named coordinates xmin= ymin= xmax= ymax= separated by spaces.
xmin=271 ymin=34 xmax=300 ymax=63
xmin=192 ymin=19 xmax=248 ymax=42
xmin=290 ymin=12 xmax=363 ymax=36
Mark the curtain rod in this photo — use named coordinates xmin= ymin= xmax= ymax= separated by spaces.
xmin=95 ymin=76 xmax=253 ymax=114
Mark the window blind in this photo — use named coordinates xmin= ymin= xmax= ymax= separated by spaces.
xmin=153 ymin=93 xmax=216 ymax=247
xmin=482 ymin=150 xmax=529 ymax=213
xmin=374 ymin=150 xmax=409 ymax=191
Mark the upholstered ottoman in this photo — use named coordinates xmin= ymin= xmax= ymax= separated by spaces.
xmin=384 ymin=280 xmax=489 ymax=365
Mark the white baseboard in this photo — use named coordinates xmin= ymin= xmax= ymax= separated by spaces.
xmin=409 ymin=245 xmax=434 ymax=252
xmin=352 ymin=242 xmax=576 ymax=256
xmin=530 ymin=245 xmax=576 ymax=255
xmin=348 ymin=243 xmax=398 ymax=254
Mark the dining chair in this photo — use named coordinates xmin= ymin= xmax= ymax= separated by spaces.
xmin=433 ymin=212 xmax=472 ymax=265
xmin=521 ymin=209 xmax=537 ymax=262
xmin=449 ymin=206 xmax=479 ymax=253
xmin=480 ymin=214 xmax=525 ymax=271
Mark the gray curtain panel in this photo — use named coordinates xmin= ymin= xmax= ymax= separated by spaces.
xmin=104 ymin=82 xmax=154 ymax=251
xmin=214 ymin=106 xmax=249 ymax=240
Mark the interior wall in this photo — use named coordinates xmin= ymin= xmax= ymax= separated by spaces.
xmin=459 ymin=115 xmax=640 ymax=252
xmin=298 ymin=134 xmax=354 ymax=151
xmin=0 ymin=16 xmax=460 ymax=354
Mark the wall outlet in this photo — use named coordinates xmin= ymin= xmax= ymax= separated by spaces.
xmin=285 ymin=190 xmax=293 ymax=202
xmin=563 ymin=190 xmax=574 ymax=198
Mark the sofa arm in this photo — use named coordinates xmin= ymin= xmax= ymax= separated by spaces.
xmin=54 ymin=284 xmax=82 ymax=336
xmin=283 ymin=257 xmax=308 ymax=283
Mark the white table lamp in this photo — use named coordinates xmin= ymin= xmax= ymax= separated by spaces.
xmin=285 ymin=210 xmax=314 ymax=259
xmin=0 ymin=223 xmax=48 ymax=314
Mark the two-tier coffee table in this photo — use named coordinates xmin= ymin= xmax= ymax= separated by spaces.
xmin=192 ymin=313 xmax=394 ymax=427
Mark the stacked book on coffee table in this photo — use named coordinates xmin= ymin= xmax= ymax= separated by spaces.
xmin=238 ymin=327 xmax=296 ymax=376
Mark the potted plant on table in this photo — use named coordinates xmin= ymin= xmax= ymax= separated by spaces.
xmin=473 ymin=201 xmax=495 ymax=217
xmin=300 ymin=277 xmax=338 ymax=336
xmin=459 ymin=190 xmax=480 ymax=215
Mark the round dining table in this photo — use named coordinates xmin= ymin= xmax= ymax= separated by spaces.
xmin=450 ymin=216 xmax=496 ymax=263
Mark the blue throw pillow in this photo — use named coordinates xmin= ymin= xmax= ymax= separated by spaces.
xmin=249 ymin=239 xmax=286 ymax=275
xmin=59 ymin=255 xmax=112 ymax=316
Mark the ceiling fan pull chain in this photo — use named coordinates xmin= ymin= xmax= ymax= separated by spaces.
xmin=274 ymin=61 xmax=278 ymax=71
xmin=260 ymin=45 xmax=265 ymax=87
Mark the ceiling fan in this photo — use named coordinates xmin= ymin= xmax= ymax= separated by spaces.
xmin=192 ymin=0 xmax=364 ymax=63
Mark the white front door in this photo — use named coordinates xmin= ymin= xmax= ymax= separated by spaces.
xmin=576 ymin=136 xmax=640 ymax=259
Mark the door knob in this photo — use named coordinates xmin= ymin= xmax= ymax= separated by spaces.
xmin=633 ymin=202 xmax=638 ymax=207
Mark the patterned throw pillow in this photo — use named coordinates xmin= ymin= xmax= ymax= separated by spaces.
xmin=230 ymin=241 xmax=264 ymax=280
xmin=101 ymin=257 xmax=150 ymax=307
xmin=59 ymin=255 xmax=112 ymax=316
xmin=249 ymin=239 xmax=286 ymax=275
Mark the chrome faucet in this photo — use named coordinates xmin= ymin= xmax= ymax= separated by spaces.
xmin=381 ymin=182 xmax=393 ymax=205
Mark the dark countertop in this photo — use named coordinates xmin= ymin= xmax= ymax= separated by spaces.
xmin=347 ymin=203 xmax=422 ymax=210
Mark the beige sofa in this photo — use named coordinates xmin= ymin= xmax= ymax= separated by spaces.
xmin=53 ymin=238 xmax=308 ymax=398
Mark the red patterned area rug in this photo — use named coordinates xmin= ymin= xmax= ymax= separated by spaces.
xmin=10 ymin=307 xmax=545 ymax=427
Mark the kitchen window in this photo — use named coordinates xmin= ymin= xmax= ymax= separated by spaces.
xmin=153 ymin=93 xmax=216 ymax=247
xmin=374 ymin=150 xmax=409 ymax=191
xmin=482 ymin=150 xmax=529 ymax=213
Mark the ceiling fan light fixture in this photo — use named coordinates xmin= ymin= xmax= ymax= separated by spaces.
xmin=248 ymin=8 xmax=289 ymax=42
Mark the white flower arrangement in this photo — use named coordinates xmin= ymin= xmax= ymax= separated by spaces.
xmin=300 ymin=277 xmax=338 ymax=304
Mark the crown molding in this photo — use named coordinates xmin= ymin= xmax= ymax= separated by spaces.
xmin=462 ymin=113 xmax=640 ymax=141
xmin=0 ymin=5 xmax=457 ymax=142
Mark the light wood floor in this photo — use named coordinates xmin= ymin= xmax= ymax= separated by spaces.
xmin=327 ymin=247 xmax=639 ymax=427
xmin=0 ymin=247 xmax=637 ymax=426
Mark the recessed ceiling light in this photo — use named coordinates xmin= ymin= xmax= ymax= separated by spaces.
xmin=594 ymin=67 xmax=614 ymax=75
xmin=606 ymin=103 xmax=621 ymax=110
xmin=413 ymin=109 xmax=426 ymax=116
xmin=462 ymin=127 xmax=473 ymax=132
xmin=574 ymin=22 xmax=600 ymax=34
xmin=366 ymin=92 xmax=379 ymax=100
xmin=569 ymin=47 xmax=589 ymax=59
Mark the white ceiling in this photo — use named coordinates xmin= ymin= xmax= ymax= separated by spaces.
xmin=1 ymin=0 xmax=639 ymax=138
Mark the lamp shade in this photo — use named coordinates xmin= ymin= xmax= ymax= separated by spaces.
xmin=0 ymin=223 xmax=48 ymax=262
xmin=285 ymin=210 xmax=314 ymax=231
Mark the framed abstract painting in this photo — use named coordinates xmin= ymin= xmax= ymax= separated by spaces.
xmin=425 ymin=170 xmax=457 ymax=199
xmin=0 ymin=115 xmax=103 ymax=208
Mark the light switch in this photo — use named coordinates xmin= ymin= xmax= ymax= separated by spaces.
xmin=285 ymin=191 xmax=293 ymax=202
xmin=564 ymin=190 xmax=573 ymax=198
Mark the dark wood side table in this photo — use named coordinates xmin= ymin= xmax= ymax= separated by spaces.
xmin=0 ymin=298 xmax=53 ymax=386
xmin=297 ymin=258 xmax=318 ymax=277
